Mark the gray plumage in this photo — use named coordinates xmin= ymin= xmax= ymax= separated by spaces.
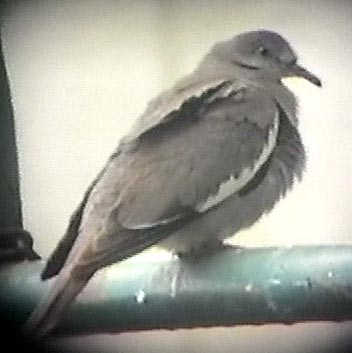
xmin=23 ymin=30 xmax=321 ymax=337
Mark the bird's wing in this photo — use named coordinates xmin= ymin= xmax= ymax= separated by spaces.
xmin=42 ymin=78 xmax=231 ymax=279
xmin=123 ymin=77 xmax=233 ymax=142
xmin=43 ymin=79 xmax=279 ymax=278
xmin=41 ymin=170 xmax=103 ymax=279
xmin=115 ymin=83 xmax=279 ymax=228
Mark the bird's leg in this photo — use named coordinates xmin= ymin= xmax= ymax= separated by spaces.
xmin=177 ymin=239 xmax=243 ymax=261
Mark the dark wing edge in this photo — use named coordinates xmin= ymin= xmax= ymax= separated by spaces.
xmin=41 ymin=165 xmax=109 ymax=280
xmin=123 ymin=78 xmax=234 ymax=142
xmin=71 ymin=211 xmax=198 ymax=278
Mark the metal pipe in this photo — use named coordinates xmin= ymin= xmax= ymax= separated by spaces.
xmin=1 ymin=245 xmax=352 ymax=336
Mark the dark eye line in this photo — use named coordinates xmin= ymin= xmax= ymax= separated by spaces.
xmin=233 ymin=60 xmax=259 ymax=70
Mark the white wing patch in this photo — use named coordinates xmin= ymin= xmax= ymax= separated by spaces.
xmin=124 ymin=79 xmax=239 ymax=142
xmin=196 ymin=115 xmax=280 ymax=213
xmin=124 ymin=214 xmax=182 ymax=230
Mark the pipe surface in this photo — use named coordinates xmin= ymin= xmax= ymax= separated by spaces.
xmin=1 ymin=245 xmax=352 ymax=336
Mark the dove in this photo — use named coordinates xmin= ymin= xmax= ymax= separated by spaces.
xmin=23 ymin=30 xmax=321 ymax=337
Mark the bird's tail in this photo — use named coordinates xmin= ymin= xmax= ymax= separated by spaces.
xmin=22 ymin=268 xmax=92 ymax=339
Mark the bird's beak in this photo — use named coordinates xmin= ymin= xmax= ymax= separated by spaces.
xmin=284 ymin=64 xmax=322 ymax=87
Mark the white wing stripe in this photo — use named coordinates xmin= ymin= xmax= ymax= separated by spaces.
xmin=196 ymin=114 xmax=279 ymax=212
xmin=125 ymin=79 xmax=241 ymax=141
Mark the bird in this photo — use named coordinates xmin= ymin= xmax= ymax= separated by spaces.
xmin=23 ymin=30 xmax=321 ymax=338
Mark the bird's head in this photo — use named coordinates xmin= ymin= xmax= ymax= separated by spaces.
xmin=210 ymin=30 xmax=322 ymax=87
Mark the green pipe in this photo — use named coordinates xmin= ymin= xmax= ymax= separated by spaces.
xmin=1 ymin=245 xmax=352 ymax=336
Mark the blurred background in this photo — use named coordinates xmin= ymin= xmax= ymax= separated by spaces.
xmin=1 ymin=0 xmax=352 ymax=352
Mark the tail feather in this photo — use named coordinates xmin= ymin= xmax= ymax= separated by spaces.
xmin=22 ymin=269 xmax=92 ymax=339
xmin=23 ymin=208 xmax=196 ymax=339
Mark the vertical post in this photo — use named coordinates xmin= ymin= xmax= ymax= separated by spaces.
xmin=0 ymin=24 xmax=23 ymax=230
xmin=0 ymin=25 xmax=39 ymax=261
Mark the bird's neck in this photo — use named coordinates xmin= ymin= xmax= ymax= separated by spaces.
xmin=184 ymin=57 xmax=299 ymax=128
xmin=197 ymin=55 xmax=281 ymax=86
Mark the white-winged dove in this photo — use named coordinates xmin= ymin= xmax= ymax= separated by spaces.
xmin=24 ymin=30 xmax=321 ymax=337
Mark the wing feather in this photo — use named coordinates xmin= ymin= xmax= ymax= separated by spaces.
xmin=43 ymin=80 xmax=279 ymax=278
xmin=116 ymin=85 xmax=279 ymax=228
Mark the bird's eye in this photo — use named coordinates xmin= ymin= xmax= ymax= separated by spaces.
xmin=257 ymin=46 xmax=269 ymax=56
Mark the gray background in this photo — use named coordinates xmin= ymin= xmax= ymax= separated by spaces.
xmin=1 ymin=0 xmax=352 ymax=352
